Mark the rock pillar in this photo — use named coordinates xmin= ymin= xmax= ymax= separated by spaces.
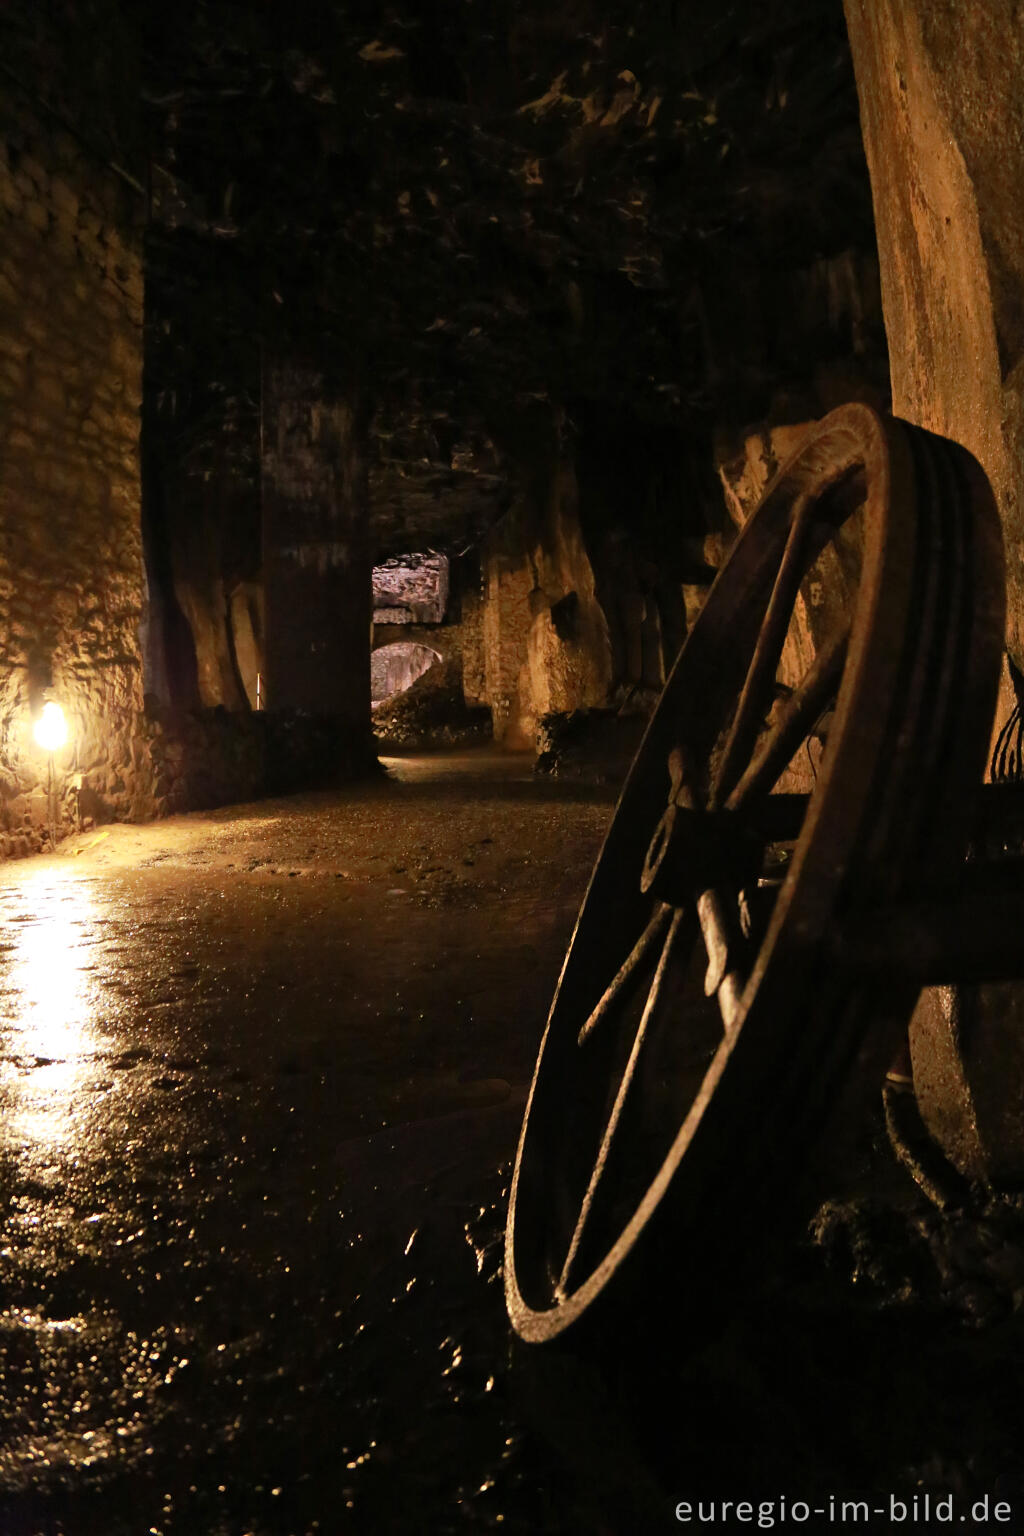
xmin=844 ymin=0 xmax=1024 ymax=1182
xmin=261 ymin=361 xmax=372 ymax=759
xmin=843 ymin=0 xmax=1024 ymax=665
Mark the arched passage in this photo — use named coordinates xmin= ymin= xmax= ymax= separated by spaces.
xmin=371 ymin=641 xmax=442 ymax=706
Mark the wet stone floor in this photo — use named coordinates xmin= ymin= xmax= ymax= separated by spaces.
xmin=3 ymin=747 xmax=1024 ymax=1534
xmin=0 ymin=749 xmax=616 ymax=1535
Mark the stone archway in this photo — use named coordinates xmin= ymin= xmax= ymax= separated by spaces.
xmin=371 ymin=642 xmax=442 ymax=707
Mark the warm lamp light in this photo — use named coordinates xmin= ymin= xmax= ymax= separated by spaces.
xmin=33 ymin=700 xmax=68 ymax=752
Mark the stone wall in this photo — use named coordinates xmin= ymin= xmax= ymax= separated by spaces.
xmin=573 ymin=406 xmax=710 ymax=712
xmin=843 ymin=0 xmax=1024 ymax=670
xmin=162 ymin=452 xmax=255 ymax=712
xmin=0 ymin=90 xmax=149 ymax=855
xmin=140 ymin=233 xmax=263 ymax=717
xmin=0 ymin=80 xmax=373 ymax=860
xmin=480 ymin=473 xmax=615 ymax=750
xmin=474 ymin=404 xmax=731 ymax=750
xmin=145 ymin=705 xmax=375 ymax=815
xmin=843 ymin=0 xmax=1024 ymax=1183
xmin=481 ymin=522 xmax=538 ymax=746
xmin=460 ymin=574 xmax=486 ymax=707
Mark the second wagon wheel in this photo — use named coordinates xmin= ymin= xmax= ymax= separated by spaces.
xmin=506 ymin=403 xmax=1005 ymax=1343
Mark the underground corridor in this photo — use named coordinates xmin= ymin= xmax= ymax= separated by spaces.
xmin=7 ymin=0 xmax=1024 ymax=1531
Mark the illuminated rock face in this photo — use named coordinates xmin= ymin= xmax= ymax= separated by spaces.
xmin=844 ymin=0 xmax=1024 ymax=1183
xmin=0 ymin=93 xmax=149 ymax=855
xmin=844 ymin=0 xmax=1024 ymax=670
xmin=372 ymin=555 xmax=449 ymax=626
xmin=480 ymin=440 xmax=614 ymax=749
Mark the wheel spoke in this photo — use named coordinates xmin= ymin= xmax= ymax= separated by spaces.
xmin=694 ymin=888 xmax=744 ymax=1031
xmin=577 ymin=903 xmax=673 ymax=1046
xmin=711 ymin=493 xmax=815 ymax=808
xmin=661 ymin=745 xmax=748 ymax=1027
xmin=557 ymin=907 xmax=685 ymax=1298
xmin=725 ymin=620 xmax=851 ymax=813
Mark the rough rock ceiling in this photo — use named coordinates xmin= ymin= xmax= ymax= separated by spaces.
xmin=372 ymin=551 xmax=449 ymax=624
xmin=138 ymin=0 xmax=874 ymax=554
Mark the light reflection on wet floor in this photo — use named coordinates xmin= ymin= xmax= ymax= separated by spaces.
xmin=1 ymin=871 xmax=109 ymax=1154
xmin=0 ymin=773 xmax=610 ymax=1534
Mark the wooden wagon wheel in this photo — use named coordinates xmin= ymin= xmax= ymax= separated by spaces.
xmin=505 ymin=404 xmax=1005 ymax=1343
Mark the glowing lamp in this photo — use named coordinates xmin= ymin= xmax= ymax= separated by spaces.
xmin=33 ymin=700 xmax=68 ymax=752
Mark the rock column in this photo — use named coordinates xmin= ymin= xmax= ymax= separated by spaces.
xmin=261 ymin=360 xmax=373 ymax=759
xmin=844 ymin=0 xmax=1024 ymax=1181
xmin=843 ymin=0 xmax=1024 ymax=664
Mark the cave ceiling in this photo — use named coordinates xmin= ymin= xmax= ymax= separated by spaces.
xmin=137 ymin=0 xmax=873 ymax=556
